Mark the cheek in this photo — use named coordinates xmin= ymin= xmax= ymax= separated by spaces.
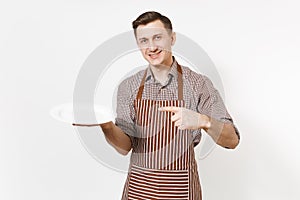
xmin=139 ymin=48 xmax=147 ymax=55
xmin=162 ymin=47 xmax=172 ymax=54
xmin=160 ymin=42 xmax=172 ymax=51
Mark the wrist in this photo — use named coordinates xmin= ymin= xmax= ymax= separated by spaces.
xmin=198 ymin=114 xmax=211 ymax=130
xmin=100 ymin=121 xmax=113 ymax=130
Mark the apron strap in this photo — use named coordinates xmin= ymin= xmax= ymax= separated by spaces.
xmin=177 ymin=64 xmax=183 ymax=101
xmin=136 ymin=69 xmax=148 ymax=100
xmin=136 ymin=62 xmax=183 ymax=100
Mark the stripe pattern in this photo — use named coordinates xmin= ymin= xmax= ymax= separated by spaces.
xmin=121 ymin=65 xmax=202 ymax=199
xmin=132 ymin=99 xmax=190 ymax=170
xmin=127 ymin=165 xmax=189 ymax=200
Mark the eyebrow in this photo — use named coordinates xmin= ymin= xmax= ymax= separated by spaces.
xmin=138 ymin=37 xmax=148 ymax=41
xmin=153 ymin=33 xmax=163 ymax=37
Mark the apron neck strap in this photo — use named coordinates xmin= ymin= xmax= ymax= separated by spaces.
xmin=136 ymin=62 xmax=183 ymax=100
xmin=177 ymin=64 xmax=183 ymax=100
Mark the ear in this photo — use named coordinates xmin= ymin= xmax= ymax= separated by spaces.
xmin=171 ymin=32 xmax=176 ymax=46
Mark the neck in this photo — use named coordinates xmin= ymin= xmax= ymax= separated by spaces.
xmin=150 ymin=57 xmax=174 ymax=84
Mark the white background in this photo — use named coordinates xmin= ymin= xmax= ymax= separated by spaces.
xmin=1 ymin=0 xmax=300 ymax=199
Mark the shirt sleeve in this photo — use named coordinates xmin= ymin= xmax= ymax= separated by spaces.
xmin=197 ymin=76 xmax=240 ymax=140
xmin=115 ymin=79 xmax=137 ymax=146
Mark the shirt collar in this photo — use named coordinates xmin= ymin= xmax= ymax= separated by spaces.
xmin=145 ymin=57 xmax=178 ymax=83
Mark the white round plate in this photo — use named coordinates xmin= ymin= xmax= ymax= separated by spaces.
xmin=50 ymin=102 xmax=115 ymax=124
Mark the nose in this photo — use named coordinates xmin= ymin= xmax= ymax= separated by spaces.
xmin=148 ymin=40 xmax=158 ymax=52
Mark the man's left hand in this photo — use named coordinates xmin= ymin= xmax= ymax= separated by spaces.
xmin=158 ymin=106 xmax=211 ymax=130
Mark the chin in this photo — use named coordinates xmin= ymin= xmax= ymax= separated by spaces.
xmin=146 ymin=57 xmax=164 ymax=66
xmin=149 ymin=60 xmax=163 ymax=66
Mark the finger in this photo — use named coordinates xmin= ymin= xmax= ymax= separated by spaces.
xmin=158 ymin=106 xmax=181 ymax=113
xmin=174 ymin=119 xmax=182 ymax=127
xmin=72 ymin=123 xmax=101 ymax=127
xmin=171 ymin=113 xmax=181 ymax=122
xmin=178 ymin=125 xmax=186 ymax=130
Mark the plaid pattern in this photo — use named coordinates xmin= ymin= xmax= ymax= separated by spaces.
xmin=115 ymin=58 xmax=239 ymax=146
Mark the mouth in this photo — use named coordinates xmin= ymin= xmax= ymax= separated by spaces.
xmin=148 ymin=50 xmax=162 ymax=59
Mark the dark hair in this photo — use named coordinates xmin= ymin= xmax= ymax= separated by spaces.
xmin=132 ymin=11 xmax=173 ymax=35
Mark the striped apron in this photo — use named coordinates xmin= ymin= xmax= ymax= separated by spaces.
xmin=122 ymin=65 xmax=201 ymax=200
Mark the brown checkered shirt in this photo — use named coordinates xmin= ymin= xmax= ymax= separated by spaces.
xmin=115 ymin=57 xmax=239 ymax=146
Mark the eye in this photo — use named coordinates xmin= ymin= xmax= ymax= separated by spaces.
xmin=139 ymin=39 xmax=148 ymax=44
xmin=154 ymin=35 xmax=162 ymax=40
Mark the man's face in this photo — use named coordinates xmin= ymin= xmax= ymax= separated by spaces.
xmin=135 ymin=20 xmax=176 ymax=67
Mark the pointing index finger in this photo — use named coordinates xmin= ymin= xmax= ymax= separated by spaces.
xmin=158 ymin=106 xmax=181 ymax=113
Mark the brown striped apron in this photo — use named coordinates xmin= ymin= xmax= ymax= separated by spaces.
xmin=122 ymin=65 xmax=202 ymax=200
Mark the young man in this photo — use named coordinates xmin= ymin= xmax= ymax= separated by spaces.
xmin=78 ymin=11 xmax=240 ymax=200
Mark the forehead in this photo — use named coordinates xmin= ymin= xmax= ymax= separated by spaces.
xmin=136 ymin=20 xmax=169 ymax=38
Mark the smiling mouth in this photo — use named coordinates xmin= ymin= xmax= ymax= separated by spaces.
xmin=148 ymin=50 xmax=162 ymax=59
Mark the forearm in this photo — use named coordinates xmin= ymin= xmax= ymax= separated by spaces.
xmin=100 ymin=122 xmax=132 ymax=155
xmin=201 ymin=115 xmax=239 ymax=149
